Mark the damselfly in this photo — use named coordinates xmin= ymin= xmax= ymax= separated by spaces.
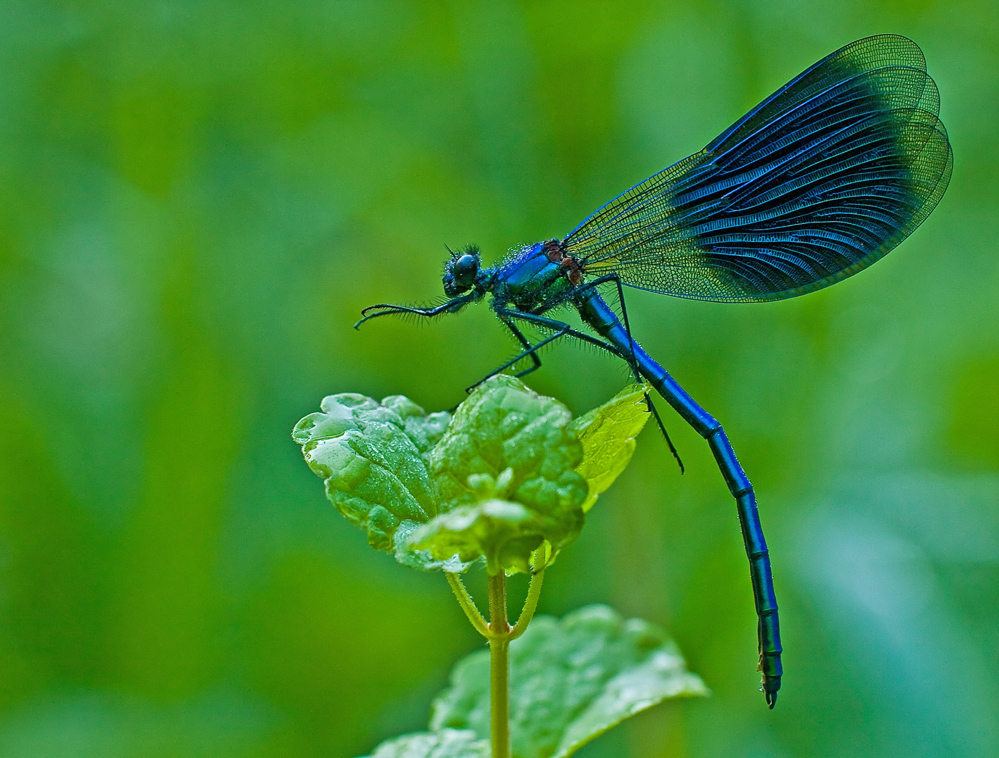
xmin=357 ymin=34 xmax=953 ymax=707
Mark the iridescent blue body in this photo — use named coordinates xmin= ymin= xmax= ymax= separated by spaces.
xmin=492 ymin=244 xmax=576 ymax=312
xmin=357 ymin=35 xmax=953 ymax=707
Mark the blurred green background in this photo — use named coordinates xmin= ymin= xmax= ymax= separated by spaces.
xmin=1 ymin=1 xmax=997 ymax=756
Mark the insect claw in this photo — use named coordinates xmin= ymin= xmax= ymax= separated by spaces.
xmin=355 ymin=307 xmax=385 ymax=329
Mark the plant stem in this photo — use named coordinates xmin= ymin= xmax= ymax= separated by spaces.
xmin=487 ymin=572 xmax=511 ymax=758
xmin=448 ymin=551 xmax=548 ymax=757
xmin=510 ymin=549 xmax=545 ymax=641
xmin=445 ymin=572 xmax=489 ymax=637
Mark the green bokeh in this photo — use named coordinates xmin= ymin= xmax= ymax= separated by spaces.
xmin=1 ymin=1 xmax=997 ymax=757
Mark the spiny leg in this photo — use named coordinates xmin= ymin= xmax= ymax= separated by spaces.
xmin=465 ymin=309 xmax=629 ymax=392
xmin=354 ymin=293 xmax=477 ymax=329
xmin=500 ymin=317 xmax=542 ymax=377
xmin=493 ymin=275 xmax=640 ymax=379
xmin=486 ymin=303 xmax=685 ymax=478
xmin=467 ymin=316 xmax=573 ymax=391
xmin=641 ymin=391 xmax=685 ymax=474
xmin=497 ymin=309 xmax=629 ymax=361
xmin=536 ymin=274 xmax=642 ymax=379
xmin=476 ymin=323 xmax=568 ymax=381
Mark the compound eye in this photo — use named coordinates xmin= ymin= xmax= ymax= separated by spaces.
xmin=453 ymin=253 xmax=479 ymax=286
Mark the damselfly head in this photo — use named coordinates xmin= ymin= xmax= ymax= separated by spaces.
xmin=443 ymin=244 xmax=481 ymax=296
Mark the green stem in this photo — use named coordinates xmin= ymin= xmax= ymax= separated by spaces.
xmin=449 ymin=550 xmax=548 ymax=757
xmin=510 ymin=549 xmax=545 ymax=641
xmin=487 ymin=572 xmax=511 ymax=758
xmin=445 ymin=572 xmax=489 ymax=637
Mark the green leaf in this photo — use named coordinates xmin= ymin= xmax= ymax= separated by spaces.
xmin=294 ymin=376 xmax=648 ymax=574
xmin=291 ymin=392 xmax=463 ymax=571
xmin=411 ymin=498 xmax=540 ymax=575
xmin=430 ymin=605 xmax=708 ymax=758
xmin=429 ymin=375 xmax=586 ymax=513
xmin=411 ymin=375 xmax=588 ymax=574
xmin=571 ymin=383 xmax=651 ymax=513
xmin=357 ymin=728 xmax=489 ymax=758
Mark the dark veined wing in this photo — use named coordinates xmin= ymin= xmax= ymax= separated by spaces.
xmin=562 ymin=35 xmax=953 ymax=302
